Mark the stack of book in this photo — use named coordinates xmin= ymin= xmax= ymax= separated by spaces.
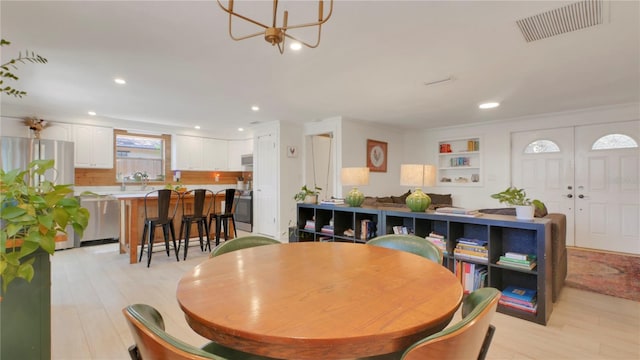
xmin=435 ymin=207 xmax=480 ymax=217
xmin=425 ymin=232 xmax=447 ymax=255
xmin=497 ymin=252 xmax=537 ymax=270
xmin=500 ymin=285 xmax=537 ymax=314
xmin=320 ymin=224 xmax=334 ymax=235
xmin=320 ymin=198 xmax=344 ymax=205
xmin=304 ymin=219 xmax=315 ymax=231
xmin=453 ymin=238 xmax=488 ymax=263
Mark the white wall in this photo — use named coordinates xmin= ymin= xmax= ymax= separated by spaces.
xmin=279 ymin=121 xmax=304 ymax=240
xmin=403 ymin=103 xmax=640 ymax=209
xmin=341 ymin=118 xmax=406 ymax=197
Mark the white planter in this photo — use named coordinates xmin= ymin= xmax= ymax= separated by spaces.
xmin=303 ymin=195 xmax=318 ymax=204
xmin=515 ymin=205 xmax=534 ymax=220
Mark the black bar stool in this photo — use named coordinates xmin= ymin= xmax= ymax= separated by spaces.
xmin=178 ymin=188 xmax=214 ymax=260
xmin=208 ymin=189 xmax=239 ymax=246
xmin=139 ymin=189 xmax=180 ymax=267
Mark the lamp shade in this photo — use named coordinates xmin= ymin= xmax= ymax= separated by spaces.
xmin=341 ymin=167 xmax=370 ymax=186
xmin=341 ymin=167 xmax=369 ymax=207
xmin=400 ymin=164 xmax=436 ymax=212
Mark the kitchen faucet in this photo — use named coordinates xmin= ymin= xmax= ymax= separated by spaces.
xmin=134 ymin=171 xmax=149 ymax=190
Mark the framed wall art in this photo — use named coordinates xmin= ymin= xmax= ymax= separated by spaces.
xmin=366 ymin=139 xmax=387 ymax=172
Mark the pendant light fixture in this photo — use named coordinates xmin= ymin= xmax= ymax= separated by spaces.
xmin=216 ymin=0 xmax=334 ymax=54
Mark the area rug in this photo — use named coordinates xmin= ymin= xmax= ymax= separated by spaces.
xmin=566 ymin=247 xmax=640 ymax=302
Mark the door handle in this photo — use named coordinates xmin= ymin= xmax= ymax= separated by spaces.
xmin=578 ymin=194 xmax=585 ymax=199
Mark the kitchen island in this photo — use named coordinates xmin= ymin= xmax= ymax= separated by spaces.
xmin=116 ymin=191 xmax=231 ymax=264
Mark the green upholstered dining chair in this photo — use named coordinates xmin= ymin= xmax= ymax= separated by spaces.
xmin=400 ymin=287 xmax=501 ymax=360
xmin=367 ymin=234 xmax=443 ymax=264
xmin=209 ymin=235 xmax=281 ymax=258
xmin=123 ymin=303 xmax=277 ymax=360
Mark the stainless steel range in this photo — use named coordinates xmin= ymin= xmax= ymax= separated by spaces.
xmin=235 ymin=190 xmax=252 ymax=232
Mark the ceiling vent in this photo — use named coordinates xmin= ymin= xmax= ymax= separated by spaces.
xmin=516 ymin=0 xmax=604 ymax=42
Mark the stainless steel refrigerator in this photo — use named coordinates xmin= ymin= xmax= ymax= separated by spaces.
xmin=0 ymin=136 xmax=76 ymax=249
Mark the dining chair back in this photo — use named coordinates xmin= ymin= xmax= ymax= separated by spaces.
xmin=178 ymin=189 xmax=214 ymax=260
xmin=401 ymin=287 xmax=501 ymax=360
xmin=123 ymin=303 xmax=276 ymax=360
xmin=210 ymin=235 xmax=281 ymax=257
xmin=367 ymin=234 xmax=443 ymax=264
xmin=208 ymin=189 xmax=240 ymax=246
xmin=139 ymin=189 xmax=180 ymax=267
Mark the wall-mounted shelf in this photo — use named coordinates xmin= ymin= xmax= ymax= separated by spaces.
xmin=437 ymin=137 xmax=482 ymax=186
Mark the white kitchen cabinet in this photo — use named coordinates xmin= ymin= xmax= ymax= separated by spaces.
xmin=171 ymin=135 xmax=203 ymax=170
xmin=203 ymin=138 xmax=228 ymax=170
xmin=72 ymin=124 xmax=114 ymax=168
xmin=172 ymin=135 xmax=229 ymax=171
xmin=227 ymin=139 xmax=253 ymax=170
xmin=40 ymin=122 xmax=72 ymax=141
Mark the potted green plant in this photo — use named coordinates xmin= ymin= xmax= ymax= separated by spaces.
xmin=1 ymin=159 xmax=90 ymax=358
xmin=490 ymin=186 xmax=545 ymax=220
xmin=294 ymin=185 xmax=322 ymax=204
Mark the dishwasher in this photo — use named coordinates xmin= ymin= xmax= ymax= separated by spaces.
xmin=75 ymin=195 xmax=120 ymax=246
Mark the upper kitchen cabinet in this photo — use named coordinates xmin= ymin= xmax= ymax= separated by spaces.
xmin=227 ymin=139 xmax=253 ymax=171
xmin=171 ymin=135 xmax=229 ymax=171
xmin=171 ymin=135 xmax=203 ymax=170
xmin=202 ymin=138 xmax=228 ymax=170
xmin=40 ymin=122 xmax=72 ymax=141
xmin=72 ymin=124 xmax=114 ymax=168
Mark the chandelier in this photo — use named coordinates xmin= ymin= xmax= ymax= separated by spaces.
xmin=216 ymin=0 xmax=334 ymax=54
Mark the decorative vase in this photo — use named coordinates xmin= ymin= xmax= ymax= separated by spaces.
xmin=515 ymin=205 xmax=534 ymax=220
xmin=345 ymin=187 xmax=365 ymax=207
xmin=405 ymin=189 xmax=432 ymax=212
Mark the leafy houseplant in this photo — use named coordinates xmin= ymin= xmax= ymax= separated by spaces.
xmin=0 ymin=160 xmax=90 ymax=293
xmin=1 ymin=39 xmax=48 ymax=98
xmin=294 ymin=185 xmax=322 ymax=204
xmin=490 ymin=186 xmax=545 ymax=220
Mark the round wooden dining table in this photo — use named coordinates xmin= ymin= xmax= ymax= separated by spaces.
xmin=176 ymin=242 xmax=463 ymax=359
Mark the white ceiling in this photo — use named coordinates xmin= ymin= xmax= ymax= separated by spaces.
xmin=1 ymin=1 xmax=638 ymax=139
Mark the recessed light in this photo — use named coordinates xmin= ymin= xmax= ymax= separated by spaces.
xmin=194 ymin=125 xmax=201 ymax=130
xmin=88 ymin=111 xmax=96 ymax=116
xmin=238 ymin=128 xmax=245 ymax=132
xmin=289 ymin=42 xmax=302 ymax=51
xmin=251 ymin=105 xmax=260 ymax=111
xmin=114 ymin=78 xmax=126 ymax=85
xmin=479 ymin=102 xmax=500 ymax=109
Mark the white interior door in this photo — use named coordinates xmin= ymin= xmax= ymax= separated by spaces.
xmin=254 ymin=132 xmax=278 ymax=238
xmin=512 ymin=128 xmax=575 ymax=246
xmin=574 ymin=121 xmax=640 ymax=254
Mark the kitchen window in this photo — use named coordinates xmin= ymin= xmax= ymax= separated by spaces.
xmin=115 ymin=133 xmax=165 ymax=182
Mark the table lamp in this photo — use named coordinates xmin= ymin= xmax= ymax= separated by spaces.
xmin=400 ymin=164 xmax=436 ymax=212
xmin=341 ymin=167 xmax=370 ymax=207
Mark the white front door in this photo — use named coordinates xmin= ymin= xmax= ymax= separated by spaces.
xmin=512 ymin=121 xmax=640 ymax=254
xmin=512 ymin=127 xmax=576 ymax=246
xmin=574 ymin=121 xmax=640 ymax=254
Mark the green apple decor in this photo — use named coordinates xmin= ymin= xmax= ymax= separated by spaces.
xmin=344 ymin=187 xmax=365 ymax=207
xmin=405 ymin=189 xmax=432 ymax=212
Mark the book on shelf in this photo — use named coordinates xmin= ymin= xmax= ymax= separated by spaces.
xmin=499 ymin=299 xmax=537 ymax=313
xmin=320 ymin=225 xmax=334 ymax=235
xmin=504 ymin=252 xmax=535 ymax=261
xmin=455 ymin=261 xmax=487 ymax=293
xmin=360 ymin=219 xmax=377 ymax=241
xmin=392 ymin=226 xmax=409 ymax=235
xmin=320 ymin=198 xmax=344 ymax=205
xmin=435 ymin=207 xmax=481 ymax=217
xmin=456 ymin=238 xmax=488 ymax=247
xmin=304 ymin=219 xmax=316 ymax=231
xmin=425 ymin=232 xmax=447 ymax=254
xmin=502 ymin=286 xmax=537 ymax=303
xmin=497 ymin=259 xmax=537 ymax=271
xmin=456 ymin=244 xmax=488 ymax=253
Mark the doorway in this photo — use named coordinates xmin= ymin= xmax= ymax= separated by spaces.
xmin=512 ymin=121 xmax=639 ymax=254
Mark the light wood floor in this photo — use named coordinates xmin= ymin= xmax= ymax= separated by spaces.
xmin=51 ymin=241 xmax=640 ymax=360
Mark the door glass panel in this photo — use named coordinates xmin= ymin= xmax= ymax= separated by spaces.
xmin=524 ymin=139 xmax=560 ymax=154
xmin=591 ymin=134 xmax=638 ymax=150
